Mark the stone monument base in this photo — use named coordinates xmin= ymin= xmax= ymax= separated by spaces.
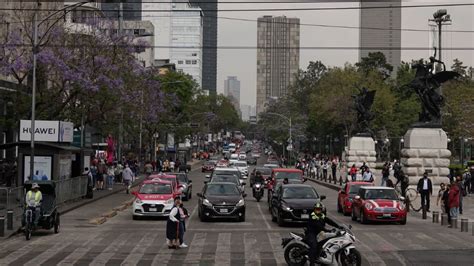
xmin=401 ymin=127 xmax=451 ymax=186
xmin=346 ymin=135 xmax=376 ymax=171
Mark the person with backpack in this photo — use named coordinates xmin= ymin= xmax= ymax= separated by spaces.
xmin=362 ymin=168 xmax=374 ymax=182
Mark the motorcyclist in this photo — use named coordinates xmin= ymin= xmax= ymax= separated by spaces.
xmin=254 ymin=171 xmax=265 ymax=184
xmin=307 ymin=202 xmax=340 ymax=265
xmin=25 ymin=183 xmax=42 ymax=227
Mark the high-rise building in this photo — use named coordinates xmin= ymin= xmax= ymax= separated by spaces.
xmin=241 ymin=105 xmax=253 ymax=121
xmin=189 ymin=0 xmax=217 ymax=94
xmin=224 ymin=76 xmax=241 ymax=113
xmin=101 ymin=0 xmax=142 ymax=21
xmin=359 ymin=0 xmax=401 ymax=72
xmin=256 ymin=16 xmax=300 ymax=116
xmin=145 ymin=1 xmax=203 ymax=87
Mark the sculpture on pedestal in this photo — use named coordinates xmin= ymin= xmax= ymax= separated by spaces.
xmin=404 ymin=49 xmax=459 ymax=125
xmin=352 ymin=87 xmax=376 ymax=136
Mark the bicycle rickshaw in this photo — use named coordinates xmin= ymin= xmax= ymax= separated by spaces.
xmin=22 ymin=181 xmax=60 ymax=240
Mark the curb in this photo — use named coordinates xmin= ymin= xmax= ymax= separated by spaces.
xmin=101 ymin=210 xmax=117 ymax=218
xmin=307 ymin=178 xmax=341 ymax=191
xmin=89 ymin=217 xmax=107 ymax=225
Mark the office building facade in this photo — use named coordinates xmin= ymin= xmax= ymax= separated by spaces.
xmin=224 ymin=76 xmax=241 ymax=114
xmin=256 ymin=16 xmax=300 ymax=115
xmin=359 ymin=0 xmax=401 ymax=72
xmin=101 ymin=0 xmax=142 ymax=21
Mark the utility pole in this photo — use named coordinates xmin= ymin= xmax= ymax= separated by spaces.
xmin=30 ymin=1 xmax=39 ymax=180
xmin=118 ymin=2 xmax=123 ymax=161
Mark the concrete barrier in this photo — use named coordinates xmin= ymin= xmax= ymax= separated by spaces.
xmin=89 ymin=217 xmax=107 ymax=225
xmin=460 ymin=219 xmax=468 ymax=232
xmin=101 ymin=210 xmax=117 ymax=218
xmin=432 ymin=211 xmax=439 ymax=223
xmin=451 ymin=218 xmax=458 ymax=229
xmin=441 ymin=214 xmax=448 ymax=225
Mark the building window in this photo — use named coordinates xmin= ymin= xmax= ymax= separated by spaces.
xmin=192 ymin=53 xmax=197 ymax=56
xmin=178 ymin=60 xmax=183 ymax=64
xmin=192 ymin=60 xmax=197 ymax=65
xmin=186 ymin=60 xmax=191 ymax=64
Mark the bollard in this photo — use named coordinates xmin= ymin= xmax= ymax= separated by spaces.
xmin=0 ymin=216 xmax=4 ymax=237
xmin=432 ymin=211 xmax=439 ymax=223
xmin=460 ymin=219 xmax=468 ymax=232
xmin=451 ymin=218 xmax=458 ymax=229
xmin=339 ymin=176 xmax=343 ymax=186
xmin=6 ymin=210 xmax=13 ymax=230
xmin=441 ymin=213 xmax=448 ymax=225
xmin=334 ymin=176 xmax=337 ymax=184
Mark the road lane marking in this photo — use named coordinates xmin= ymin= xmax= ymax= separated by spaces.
xmin=151 ymin=240 xmax=173 ymax=265
xmin=57 ymin=233 xmax=106 ymax=265
xmin=363 ymin=232 xmax=399 ymax=252
xmin=389 ymin=232 xmax=427 ymax=250
xmin=390 ymin=252 xmax=408 ymax=266
xmin=214 ymin=233 xmax=231 ymax=266
xmin=90 ymin=233 xmax=131 ymax=265
xmin=184 ymin=232 xmax=206 ymax=263
xmin=24 ymin=238 xmax=76 ymax=266
xmin=244 ymin=232 xmax=260 ymax=265
xmin=185 ymin=203 xmax=198 ymax=230
xmin=412 ymin=232 xmax=452 ymax=250
xmin=121 ymin=233 xmax=157 ymax=265
xmin=257 ymin=202 xmax=272 ymax=230
xmin=0 ymin=231 xmax=60 ymax=264
xmin=267 ymin=232 xmax=286 ymax=265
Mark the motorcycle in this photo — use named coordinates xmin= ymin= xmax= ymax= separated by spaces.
xmin=281 ymin=224 xmax=361 ymax=266
xmin=252 ymin=182 xmax=264 ymax=202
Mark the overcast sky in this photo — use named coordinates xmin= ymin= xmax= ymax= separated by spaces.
xmin=215 ymin=0 xmax=474 ymax=107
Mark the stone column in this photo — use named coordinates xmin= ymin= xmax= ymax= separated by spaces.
xmin=346 ymin=135 xmax=377 ymax=172
xmin=401 ymin=127 xmax=451 ymax=186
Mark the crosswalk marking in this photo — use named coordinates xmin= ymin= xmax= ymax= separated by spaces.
xmin=184 ymin=232 xmax=206 ymax=263
xmin=363 ymin=232 xmax=399 ymax=252
xmin=121 ymin=233 xmax=157 ymax=265
xmin=0 ymin=232 xmax=57 ymax=264
xmin=90 ymin=233 xmax=132 ymax=265
xmin=24 ymin=235 xmax=77 ymax=266
xmin=267 ymin=232 xmax=286 ymax=265
xmin=151 ymin=239 xmax=174 ymax=265
xmin=56 ymin=232 xmax=106 ymax=265
xmin=389 ymin=232 xmax=427 ymax=250
xmin=244 ymin=232 xmax=260 ymax=265
xmin=214 ymin=232 xmax=231 ymax=266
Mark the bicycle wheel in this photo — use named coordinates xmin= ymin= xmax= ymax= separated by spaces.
xmin=406 ymin=188 xmax=418 ymax=202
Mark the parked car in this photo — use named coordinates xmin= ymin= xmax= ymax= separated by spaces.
xmin=170 ymin=172 xmax=193 ymax=201
xmin=202 ymin=160 xmax=216 ymax=173
xmin=270 ymin=184 xmax=325 ymax=226
xmin=197 ymin=182 xmax=246 ymax=222
xmin=132 ymin=179 xmax=179 ymax=219
xmin=351 ymin=186 xmax=407 ymax=225
xmin=337 ymin=182 xmax=374 ymax=215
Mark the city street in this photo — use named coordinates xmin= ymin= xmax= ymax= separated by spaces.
xmin=0 ymin=160 xmax=473 ymax=266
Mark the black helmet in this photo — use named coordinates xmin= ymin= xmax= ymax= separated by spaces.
xmin=314 ymin=202 xmax=323 ymax=210
xmin=256 ymin=171 xmax=262 ymax=176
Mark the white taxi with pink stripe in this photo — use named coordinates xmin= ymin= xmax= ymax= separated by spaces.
xmin=351 ymin=186 xmax=407 ymax=225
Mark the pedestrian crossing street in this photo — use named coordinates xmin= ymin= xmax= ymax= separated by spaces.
xmin=1 ymin=225 xmax=473 ymax=266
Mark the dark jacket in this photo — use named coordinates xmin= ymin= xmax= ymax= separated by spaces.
xmin=306 ymin=212 xmax=339 ymax=236
xmin=417 ymin=177 xmax=433 ymax=194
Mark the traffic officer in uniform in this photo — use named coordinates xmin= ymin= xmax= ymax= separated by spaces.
xmin=307 ymin=202 xmax=340 ymax=265
xmin=26 ymin=183 xmax=43 ymax=227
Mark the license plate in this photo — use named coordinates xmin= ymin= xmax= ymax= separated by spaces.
xmin=220 ymin=209 xmax=228 ymax=213
xmin=301 ymin=214 xmax=309 ymax=219
xmin=149 ymin=208 xmax=157 ymax=212
xmin=383 ymin=213 xmax=391 ymax=218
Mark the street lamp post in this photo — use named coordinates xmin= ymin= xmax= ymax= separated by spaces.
xmin=429 ymin=9 xmax=451 ymax=70
xmin=30 ymin=1 xmax=90 ymax=179
xmin=264 ymin=112 xmax=292 ymax=163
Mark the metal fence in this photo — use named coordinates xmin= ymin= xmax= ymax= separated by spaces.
xmin=0 ymin=176 xmax=89 ymax=235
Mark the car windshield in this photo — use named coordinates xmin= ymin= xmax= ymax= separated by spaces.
xmin=206 ymin=184 xmax=240 ymax=196
xmin=175 ymin=174 xmax=187 ymax=183
xmin=264 ymin=164 xmax=279 ymax=169
xmin=257 ymin=168 xmax=272 ymax=175
xmin=139 ymin=183 xmax=172 ymax=194
xmin=234 ymin=162 xmax=247 ymax=167
xmin=211 ymin=175 xmax=239 ymax=185
xmin=275 ymin=172 xmax=302 ymax=180
xmin=364 ymin=189 xmax=398 ymax=200
xmin=214 ymin=170 xmax=241 ymax=178
xmin=348 ymin=184 xmax=368 ymax=194
xmin=282 ymin=187 xmax=318 ymax=199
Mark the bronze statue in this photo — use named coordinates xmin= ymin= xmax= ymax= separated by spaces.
xmin=352 ymin=87 xmax=376 ymax=135
xmin=405 ymin=49 xmax=459 ymax=125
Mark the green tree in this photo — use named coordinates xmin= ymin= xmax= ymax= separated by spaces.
xmin=451 ymin=58 xmax=468 ymax=78
xmin=356 ymin=52 xmax=394 ymax=78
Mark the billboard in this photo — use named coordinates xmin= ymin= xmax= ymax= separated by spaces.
xmin=20 ymin=120 xmax=74 ymax=142
xmin=24 ymin=156 xmax=52 ymax=181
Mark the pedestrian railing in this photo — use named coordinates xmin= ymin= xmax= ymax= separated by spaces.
xmin=0 ymin=175 xmax=89 ymax=236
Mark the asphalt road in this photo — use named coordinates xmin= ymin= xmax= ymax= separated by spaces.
xmin=0 ymin=157 xmax=473 ymax=265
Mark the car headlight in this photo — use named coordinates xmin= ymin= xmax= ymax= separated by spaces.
xmin=398 ymin=202 xmax=406 ymax=211
xmin=255 ymin=184 xmax=261 ymax=188
xmin=203 ymin=199 xmax=213 ymax=207
xmin=364 ymin=202 xmax=374 ymax=210
xmin=282 ymin=203 xmax=292 ymax=211
xmin=135 ymin=198 xmax=143 ymax=204
xmin=166 ymin=198 xmax=174 ymax=204
xmin=236 ymin=199 xmax=245 ymax=206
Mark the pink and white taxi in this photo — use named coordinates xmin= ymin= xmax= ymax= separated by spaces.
xmin=132 ymin=179 xmax=180 ymax=219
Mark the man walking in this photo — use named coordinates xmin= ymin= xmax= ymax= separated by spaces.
xmin=417 ymin=172 xmax=433 ymax=212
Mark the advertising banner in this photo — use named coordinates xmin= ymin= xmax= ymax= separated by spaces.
xmin=20 ymin=120 xmax=74 ymax=142
xmin=59 ymin=121 xmax=74 ymax=142
xmin=24 ymin=156 xmax=52 ymax=181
